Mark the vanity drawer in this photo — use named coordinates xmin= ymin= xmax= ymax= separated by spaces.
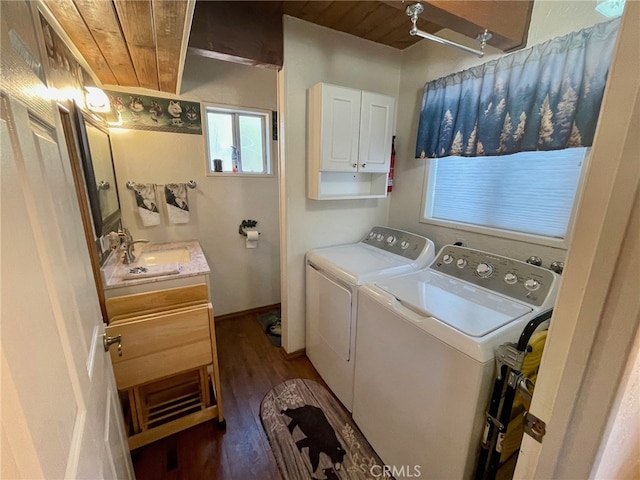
xmin=105 ymin=283 xmax=209 ymax=322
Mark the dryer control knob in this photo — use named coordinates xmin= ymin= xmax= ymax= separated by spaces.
xmin=504 ymin=272 xmax=518 ymax=284
xmin=524 ymin=279 xmax=541 ymax=291
xmin=386 ymin=235 xmax=397 ymax=246
xmin=476 ymin=263 xmax=494 ymax=278
xmin=368 ymin=231 xmax=376 ymax=239
xmin=376 ymin=234 xmax=384 ymax=242
xmin=442 ymin=254 xmax=454 ymax=264
xmin=400 ymin=241 xmax=410 ymax=250
xmin=456 ymin=258 xmax=468 ymax=268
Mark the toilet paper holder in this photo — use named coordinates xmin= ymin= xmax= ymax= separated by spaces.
xmin=239 ymin=219 xmax=260 ymax=237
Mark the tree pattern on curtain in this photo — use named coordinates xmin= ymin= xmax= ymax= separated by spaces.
xmin=415 ymin=19 xmax=620 ymax=159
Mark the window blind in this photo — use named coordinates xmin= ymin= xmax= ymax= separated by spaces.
xmin=424 ymin=148 xmax=587 ymax=238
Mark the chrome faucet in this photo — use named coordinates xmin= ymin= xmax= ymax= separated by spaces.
xmin=118 ymin=228 xmax=148 ymax=264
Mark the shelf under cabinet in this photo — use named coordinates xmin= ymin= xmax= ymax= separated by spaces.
xmin=308 ymin=171 xmax=389 ymax=200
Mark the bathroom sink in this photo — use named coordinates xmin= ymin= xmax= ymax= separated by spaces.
xmin=103 ymin=240 xmax=209 ymax=296
xmin=137 ymin=248 xmax=190 ymax=267
xmin=121 ymin=248 xmax=189 ymax=280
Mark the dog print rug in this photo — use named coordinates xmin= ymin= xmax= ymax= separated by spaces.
xmin=260 ymin=379 xmax=388 ymax=480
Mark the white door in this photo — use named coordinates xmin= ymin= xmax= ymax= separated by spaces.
xmin=0 ymin=95 xmax=133 ymax=479
xmin=320 ymin=84 xmax=361 ymax=172
xmin=358 ymin=91 xmax=395 ymax=173
xmin=514 ymin=3 xmax=640 ymax=478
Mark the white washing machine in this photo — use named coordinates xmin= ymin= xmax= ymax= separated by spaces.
xmin=306 ymin=226 xmax=435 ymax=411
xmin=352 ymin=245 xmax=560 ymax=479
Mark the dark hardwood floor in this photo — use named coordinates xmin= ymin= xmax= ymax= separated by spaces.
xmin=132 ymin=313 xmax=325 ymax=480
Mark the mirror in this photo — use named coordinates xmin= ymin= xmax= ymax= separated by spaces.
xmin=75 ymin=107 xmax=121 ymax=237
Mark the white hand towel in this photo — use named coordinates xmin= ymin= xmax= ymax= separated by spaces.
xmin=164 ymin=183 xmax=190 ymax=224
xmin=133 ymin=183 xmax=160 ymax=226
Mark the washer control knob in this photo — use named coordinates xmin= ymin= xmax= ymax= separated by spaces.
xmin=476 ymin=263 xmax=494 ymax=278
xmin=549 ymin=261 xmax=564 ymax=274
xmin=504 ymin=272 xmax=518 ymax=284
xmin=442 ymin=254 xmax=454 ymax=264
xmin=368 ymin=231 xmax=376 ymax=239
xmin=524 ymin=279 xmax=541 ymax=291
xmin=386 ymin=235 xmax=397 ymax=246
xmin=527 ymin=256 xmax=543 ymax=266
xmin=456 ymin=258 xmax=468 ymax=268
xmin=376 ymin=234 xmax=384 ymax=242
xmin=400 ymin=241 xmax=410 ymax=250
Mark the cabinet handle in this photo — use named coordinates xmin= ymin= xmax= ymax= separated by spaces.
xmin=361 ymin=163 xmax=367 ymax=168
xmin=103 ymin=334 xmax=122 ymax=356
xmin=352 ymin=163 xmax=357 ymax=168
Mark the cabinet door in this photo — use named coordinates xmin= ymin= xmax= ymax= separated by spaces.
xmin=105 ymin=305 xmax=213 ymax=390
xmin=358 ymin=91 xmax=395 ymax=172
xmin=320 ymin=84 xmax=361 ymax=172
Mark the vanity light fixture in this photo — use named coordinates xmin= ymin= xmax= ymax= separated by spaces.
xmin=406 ymin=3 xmax=492 ymax=58
xmin=84 ymin=86 xmax=111 ymax=113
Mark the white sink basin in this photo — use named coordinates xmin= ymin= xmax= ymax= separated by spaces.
xmin=137 ymin=248 xmax=190 ymax=267
xmin=103 ymin=240 xmax=209 ymax=296
xmin=121 ymin=248 xmax=190 ymax=280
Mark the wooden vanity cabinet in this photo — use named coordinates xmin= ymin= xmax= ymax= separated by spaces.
xmin=105 ymin=284 xmax=224 ymax=449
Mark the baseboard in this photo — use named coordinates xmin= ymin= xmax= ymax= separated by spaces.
xmin=214 ymin=303 xmax=281 ymax=322
xmin=279 ymin=347 xmax=306 ymax=360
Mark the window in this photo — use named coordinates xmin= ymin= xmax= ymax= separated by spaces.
xmin=421 ymin=148 xmax=588 ymax=244
xmin=204 ymin=105 xmax=272 ymax=175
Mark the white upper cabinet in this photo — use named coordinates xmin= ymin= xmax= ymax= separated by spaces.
xmin=318 ymin=84 xmax=361 ymax=172
xmin=308 ymin=82 xmax=396 ymax=200
xmin=358 ymin=91 xmax=395 ymax=173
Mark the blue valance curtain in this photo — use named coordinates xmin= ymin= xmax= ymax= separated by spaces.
xmin=415 ymin=19 xmax=620 ymax=159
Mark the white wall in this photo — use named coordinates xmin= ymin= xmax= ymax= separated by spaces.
xmin=110 ymin=54 xmax=280 ymax=316
xmin=388 ymin=1 xmax=611 ymax=265
xmin=280 ymin=16 xmax=402 ymax=351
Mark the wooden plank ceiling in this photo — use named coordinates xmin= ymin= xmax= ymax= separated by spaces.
xmin=43 ymin=0 xmax=190 ymax=94
xmin=43 ymin=0 xmax=532 ymax=95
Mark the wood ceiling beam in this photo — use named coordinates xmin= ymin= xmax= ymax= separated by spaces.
xmin=383 ymin=0 xmax=533 ymax=52
xmin=188 ymin=1 xmax=283 ymax=69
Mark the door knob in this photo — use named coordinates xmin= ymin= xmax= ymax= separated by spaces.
xmin=102 ymin=334 xmax=122 ymax=356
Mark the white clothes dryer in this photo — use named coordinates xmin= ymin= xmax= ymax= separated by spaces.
xmin=306 ymin=226 xmax=435 ymax=411
xmin=352 ymin=245 xmax=560 ymax=479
